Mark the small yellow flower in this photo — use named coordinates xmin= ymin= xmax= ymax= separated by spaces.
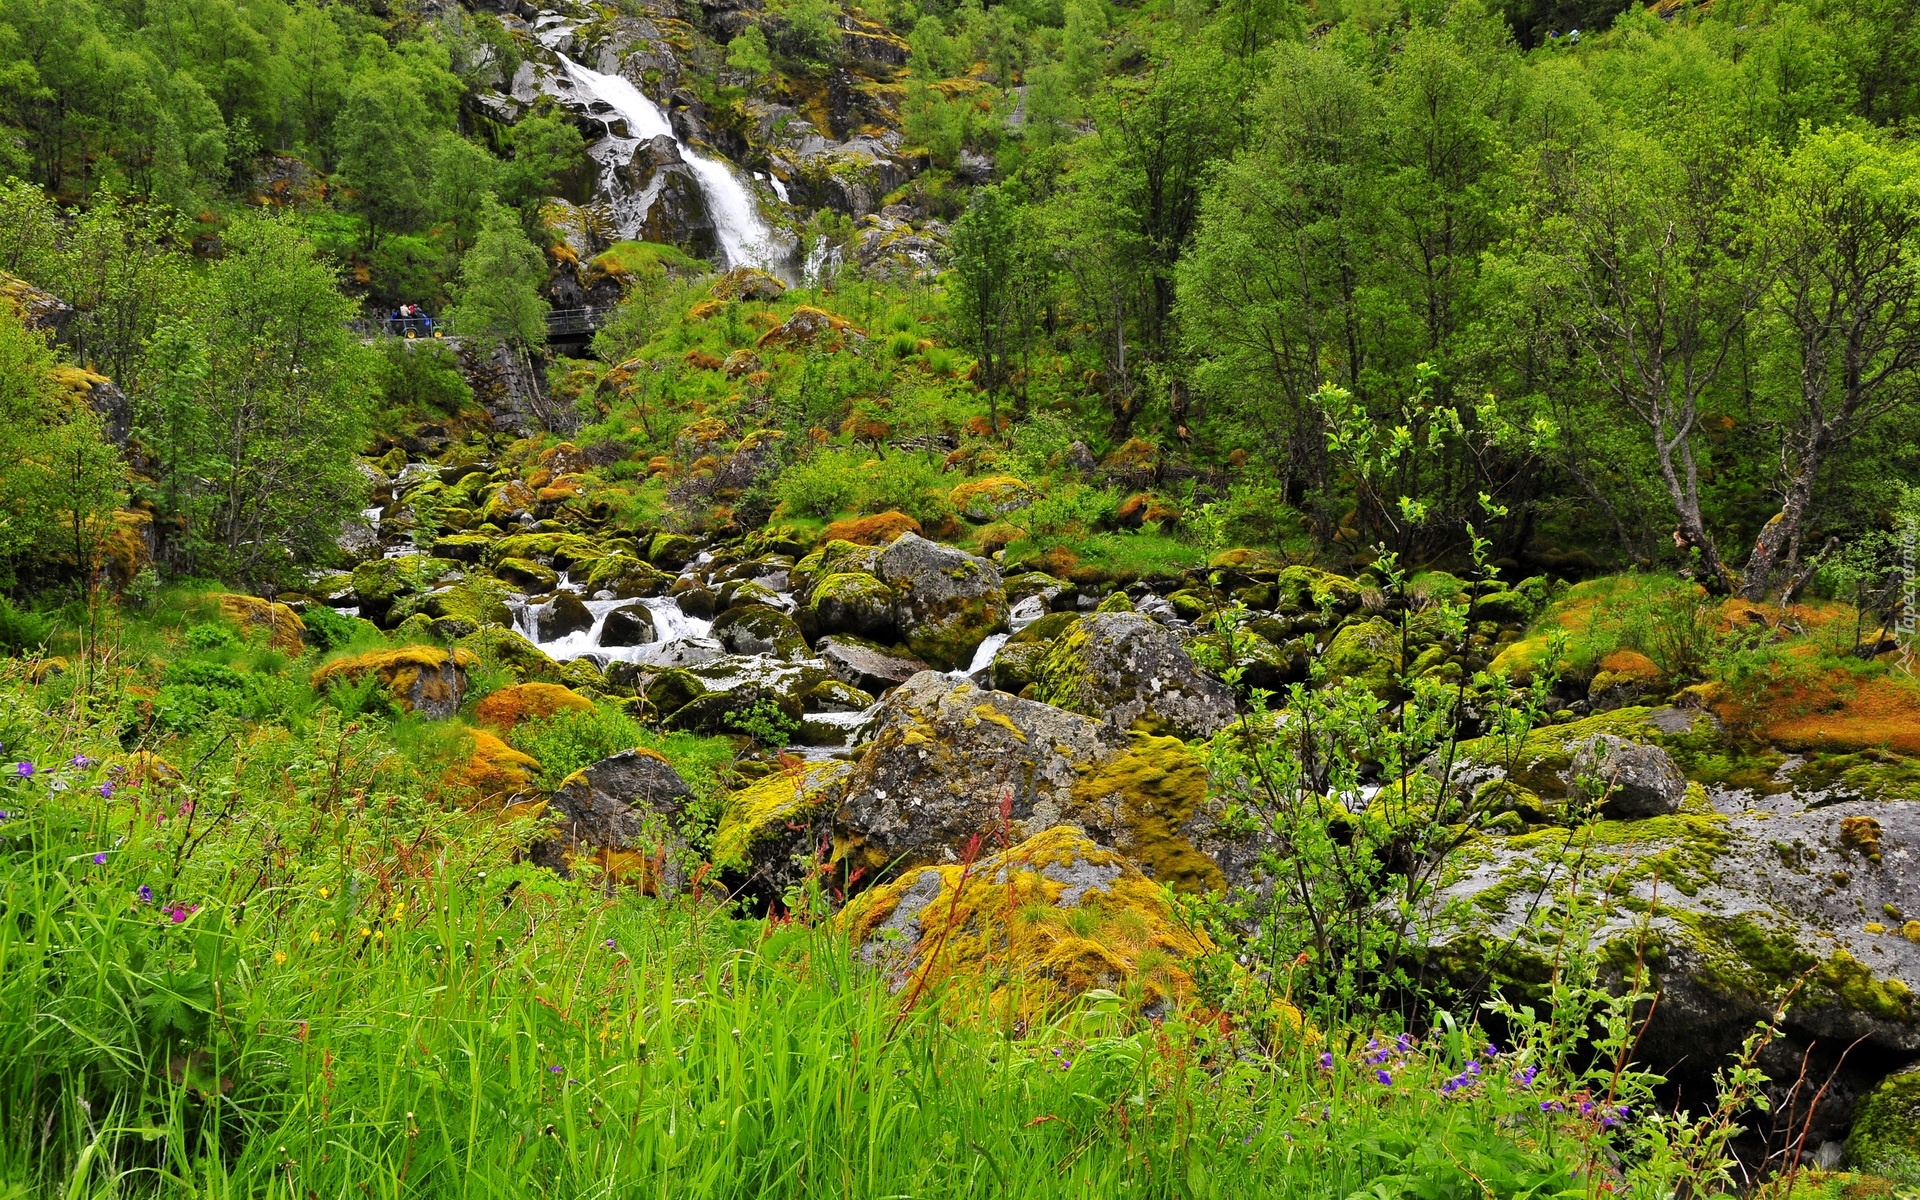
xmin=373 ymin=930 xmax=384 ymax=940
xmin=319 ymin=887 xmax=331 ymax=899
xmin=309 ymin=930 xmax=320 ymax=943
xmin=360 ymin=926 xmax=373 ymax=938
xmin=274 ymin=951 xmax=288 ymax=965
xmin=392 ymin=902 xmax=406 ymax=919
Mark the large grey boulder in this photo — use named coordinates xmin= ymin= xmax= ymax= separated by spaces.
xmin=817 ymin=636 xmax=930 ymax=695
xmin=833 ymin=673 xmax=1245 ymax=893
xmin=1573 ymin=734 xmax=1688 ymax=818
xmin=537 ymin=750 xmax=696 ymax=894
xmin=1031 ymin=612 xmax=1236 ymax=740
xmin=874 ymin=534 xmax=1008 ymax=671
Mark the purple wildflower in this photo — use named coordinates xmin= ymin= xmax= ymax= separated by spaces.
xmin=137 ymin=884 xmax=152 ymax=903
xmin=548 ymin=1064 xmax=563 ymax=1074
xmin=92 ymin=852 xmax=107 ymax=865
xmin=1318 ymin=1051 xmax=1333 ymax=1071
xmin=1540 ymin=1100 xmax=1563 ymax=1112
xmin=1579 ymin=1101 xmax=1595 ymax=1116
xmin=1516 ymin=1065 xmax=1538 ymax=1088
xmin=1465 ymin=1061 xmax=1481 ymax=1077
xmin=168 ymin=907 xmax=188 ymax=923
xmin=15 ymin=762 xmax=32 ymax=779
xmin=1396 ymin=1033 xmax=1413 ymax=1053
xmin=98 ymin=783 xmax=114 ymax=799
xmin=1374 ymin=1069 xmax=1392 ymax=1086
xmin=604 ymin=938 xmax=616 ymax=949
xmin=69 ymin=755 xmax=93 ymax=769
xmin=1483 ymin=1042 xmax=1499 ymax=1059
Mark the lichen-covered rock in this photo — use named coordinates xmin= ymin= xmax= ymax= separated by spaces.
xmin=1420 ymin=753 xmax=1920 ymax=1145
xmin=948 ymin=475 xmax=1035 ymax=523
xmin=838 ymin=826 xmax=1213 ymax=1019
xmin=538 ymin=749 xmax=696 ymax=894
xmin=803 ymin=571 xmax=897 ymax=641
xmin=474 ymin=682 xmax=593 ymax=732
xmin=311 ymin=647 xmax=474 ymax=717
xmin=875 ymin=533 xmax=1008 ymax=671
xmin=387 ymin=579 xmax=513 ymax=631
xmin=1032 ymin=613 xmax=1235 ymax=740
xmin=987 ymin=610 xmax=1078 ymax=694
xmin=711 ymin=759 xmax=854 ymax=898
xmin=711 ymin=604 xmax=808 ymax=660
xmin=213 ymin=593 xmax=305 ymax=654
xmin=816 ymin=636 xmax=930 ymax=696
xmin=642 ymin=669 xmax=707 ymax=720
xmin=599 ymin=602 xmax=656 ymax=647
xmin=1572 ymin=734 xmax=1688 ymax=818
xmin=835 ymin=674 xmax=1244 ymax=892
xmin=803 ymin=679 xmax=874 ymax=712
xmin=1272 ymin=566 xmax=1362 ymax=615
xmin=791 ymin=539 xmax=884 ymax=601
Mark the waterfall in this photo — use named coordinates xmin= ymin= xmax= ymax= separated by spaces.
xmin=558 ymin=55 xmax=791 ymax=273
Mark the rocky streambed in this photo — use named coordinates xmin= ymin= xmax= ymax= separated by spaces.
xmin=295 ymin=434 xmax=1920 ymax=1163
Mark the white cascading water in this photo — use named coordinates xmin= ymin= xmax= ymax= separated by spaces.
xmin=558 ymin=55 xmax=790 ymax=272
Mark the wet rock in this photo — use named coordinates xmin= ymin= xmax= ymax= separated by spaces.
xmin=600 ymin=602 xmax=657 ymax=647
xmin=875 ymin=533 xmax=1008 ymax=671
xmin=712 ymin=604 xmax=808 ymax=659
xmin=584 ymin=554 xmax=673 ymax=598
xmin=496 ymin=556 xmax=560 ymax=593
xmin=804 ymin=679 xmax=874 ymax=712
xmin=816 ymin=635 xmax=929 ymax=696
xmin=1032 ymin=613 xmax=1235 ymax=740
xmin=539 ymin=749 xmax=697 ymax=894
xmin=802 ymin=571 xmax=897 ymax=641
xmin=532 ymin=592 xmax=595 ymax=641
xmin=649 ymin=531 xmax=696 ymax=569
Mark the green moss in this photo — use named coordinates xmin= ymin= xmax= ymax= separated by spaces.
xmin=1069 ymin=733 xmax=1224 ymax=893
xmin=711 ymin=761 xmax=847 ymax=872
xmin=1320 ymin=616 xmax=1399 ymax=698
xmin=1849 ymin=1067 xmax=1920 ymax=1172
xmin=1789 ymin=749 xmax=1920 ymax=802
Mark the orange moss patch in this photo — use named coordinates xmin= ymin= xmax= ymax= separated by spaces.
xmin=104 ymin=509 xmax=154 ymax=585
xmin=687 ymin=299 xmax=723 ymax=320
xmin=1761 ymin=675 xmax=1920 ymax=756
xmin=447 ymin=729 xmax=540 ymax=802
xmin=822 ymin=511 xmax=922 ymax=545
xmin=214 ymin=593 xmax=306 ymax=654
xmin=684 ymin=349 xmax=724 ymax=370
xmin=474 ymin=682 xmax=594 ymax=732
xmin=838 ymin=826 xmax=1212 ymax=1021
xmin=1597 ymin=650 xmax=1663 ymax=682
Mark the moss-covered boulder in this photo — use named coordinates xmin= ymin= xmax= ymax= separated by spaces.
xmin=791 ymin=539 xmax=884 ymax=602
xmin=311 ymin=646 xmax=474 ymax=717
xmin=987 ymin=610 xmax=1078 ymax=694
xmin=536 ymin=749 xmax=696 ymax=894
xmin=387 ymin=578 xmax=513 ymax=631
xmin=583 ymin=554 xmax=672 ymax=599
xmin=643 ymin=669 xmax=707 ymax=720
xmin=350 ymin=556 xmax=462 ymax=625
xmin=1320 ymin=616 xmax=1400 ymax=698
xmin=456 ymin=627 xmax=565 ymax=684
xmin=445 ymin=729 xmax=539 ymax=803
xmin=948 ymin=475 xmax=1035 ymax=523
xmin=489 ymin=531 xmax=607 ymax=571
xmin=839 ymin=826 xmax=1214 ymax=1019
xmin=1272 ymin=566 xmax=1362 ymax=615
xmin=474 ymin=682 xmax=593 ymax=732
xmin=213 ymin=593 xmax=305 ymax=653
xmin=803 ymin=679 xmax=874 ymax=712
xmin=711 ymin=604 xmax=809 ymax=660
xmin=835 ymin=673 xmax=1254 ymax=890
xmin=1419 ymin=738 xmax=1920 ymax=1145
xmin=1032 ymin=613 xmax=1236 ymax=740
xmin=803 ymin=571 xmax=897 ymax=641
xmin=874 ymin=533 xmax=1009 ymax=671
xmin=710 ymin=759 xmax=854 ymax=899
xmin=1848 ymin=1065 xmax=1920 ymax=1173
xmin=648 ymin=531 xmax=696 ymax=570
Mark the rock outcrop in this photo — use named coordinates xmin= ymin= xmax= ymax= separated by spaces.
xmin=1031 ymin=612 xmax=1235 ymax=740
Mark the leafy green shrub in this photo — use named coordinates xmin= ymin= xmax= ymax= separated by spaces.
xmin=184 ymin=622 xmax=240 ymax=653
xmin=723 ymin=696 xmax=800 ymax=747
xmin=857 ymin=453 xmax=950 ymax=525
xmin=512 ymin=703 xmax=651 ymax=789
xmin=1021 ymin=484 xmax=1119 ymax=540
xmin=0 ymin=597 xmax=51 ymax=654
xmin=773 ymin=449 xmax=863 ymax=519
xmin=154 ymin=660 xmax=277 ymax=729
xmin=299 ymin=604 xmax=362 ymax=654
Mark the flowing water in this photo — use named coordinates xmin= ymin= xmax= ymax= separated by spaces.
xmin=557 ymin=55 xmax=794 ymax=274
